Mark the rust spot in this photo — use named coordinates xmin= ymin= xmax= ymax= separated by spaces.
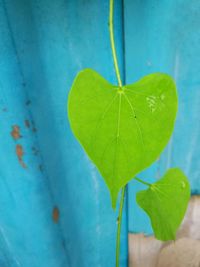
xmin=2 ymin=108 xmax=7 ymax=112
xmin=32 ymin=127 xmax=37 ymax=133
xmin=24 ymin=120 xmax=30 ymax=128
xmin=52 ymin=206 xmax=59 ymax=223
xmin=16 ymin=144 xmax=27 ymax=168
xmin=11 ymin=125 xmax=21 ymax=140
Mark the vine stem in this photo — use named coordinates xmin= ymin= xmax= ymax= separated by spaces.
xmin=109 ymin=0 xmax=123 ymax=87
xmin=109 ymin=0 xmax=126 ymax=266
xmin=109 ymin=1 xmax=151 ymax=266
xmin=116 ymin=187 xmax=126 ymax=267
xmin=134 ymin=177 xmax=151 ymax=187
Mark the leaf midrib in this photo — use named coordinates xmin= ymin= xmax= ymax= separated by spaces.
xmin=89 ymin=89 xmax=146 ymax=185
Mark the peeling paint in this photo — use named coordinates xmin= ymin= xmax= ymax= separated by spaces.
xmin=11 ymin=125 xmax=21 ymax=140
xmin=16 ymin=144 xmax=27 ymax=168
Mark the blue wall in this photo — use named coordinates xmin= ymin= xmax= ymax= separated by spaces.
xmin=0 ymin=0 xmax=127 ymax=266
xmin=0 ymin=0 xmax=199 ymax=266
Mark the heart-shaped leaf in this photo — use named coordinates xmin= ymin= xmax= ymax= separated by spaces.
xmin=68 ymin=69 xmax=177 ymax=208
xmin=136 ymin=168 xmax=190 ymax=241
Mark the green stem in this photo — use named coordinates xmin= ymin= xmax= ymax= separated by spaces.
xmin=109 ymin=0 xmax=123 ymax=87
xmin=116 ymin=187 xmax=126 ymax=267
xmin=115 ymin=177 xmax=149 ymax=267
xmin=134 ymin=177 xmax=151 ymax=187
xmin=109 ymin=1 xmax=152 ymax=266
xmin=109 ymin=1 xmax=125 ymax=266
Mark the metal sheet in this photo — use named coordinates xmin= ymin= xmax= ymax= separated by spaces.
xmin=0 ymin=0 xmax=128 ymax=266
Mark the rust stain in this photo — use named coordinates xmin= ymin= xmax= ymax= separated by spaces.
xmin=24 ymin=120 xmax=30 ymax=128
xmin=52 ymin=206 xmax=59 ymax=223
xmin=2 ymin=107 xmax=7 ymax=112
xmin=32 ymin=127 xmax=37 ymax=133
xmin=11 ymin=125 xmax=21 ymax=140
xmin=16 ymin=144 xmax=27 ymax=168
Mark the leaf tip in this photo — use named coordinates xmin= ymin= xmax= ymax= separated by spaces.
xmin=111 ymin=193 xmax=118 ymax=210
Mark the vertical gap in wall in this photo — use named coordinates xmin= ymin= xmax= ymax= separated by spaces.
xmin=121 ymin=0 xmax=129 ymax=265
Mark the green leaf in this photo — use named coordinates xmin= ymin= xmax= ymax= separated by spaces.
xmin=136 ymin=168 xmax=190 ymax=241
xmin=68 ymin=69 xmax=177 ymax=208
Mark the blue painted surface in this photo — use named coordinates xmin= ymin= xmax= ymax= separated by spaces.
xmin=1 ymin=0 xmax=199 ymax=265
xmin=0 ymin=1 xmax=127 ymax=266
xmin=124 ymin=0 xmax=200 ymax=234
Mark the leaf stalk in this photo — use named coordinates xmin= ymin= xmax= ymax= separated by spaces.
xmin=134 ymin=177 xmax=151 ymax=187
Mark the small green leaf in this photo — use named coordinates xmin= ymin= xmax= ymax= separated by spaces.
xmin=136 ymin=168 xmax=190 ymax=241
xmin=68 ymin=69 xmax=177 ymax=208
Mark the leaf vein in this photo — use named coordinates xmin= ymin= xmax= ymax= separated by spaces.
xmin=123 ymin=93 xmax=146 ymax=153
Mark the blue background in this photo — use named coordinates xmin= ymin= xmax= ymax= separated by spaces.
xmin=0 ymin=0 xmax=199 ymax=266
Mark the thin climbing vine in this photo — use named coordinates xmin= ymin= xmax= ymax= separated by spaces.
xmin=109 ymin=1 xmax=126 ymax=266
xmin=67 ymin=0 xmax=190 ymax=266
